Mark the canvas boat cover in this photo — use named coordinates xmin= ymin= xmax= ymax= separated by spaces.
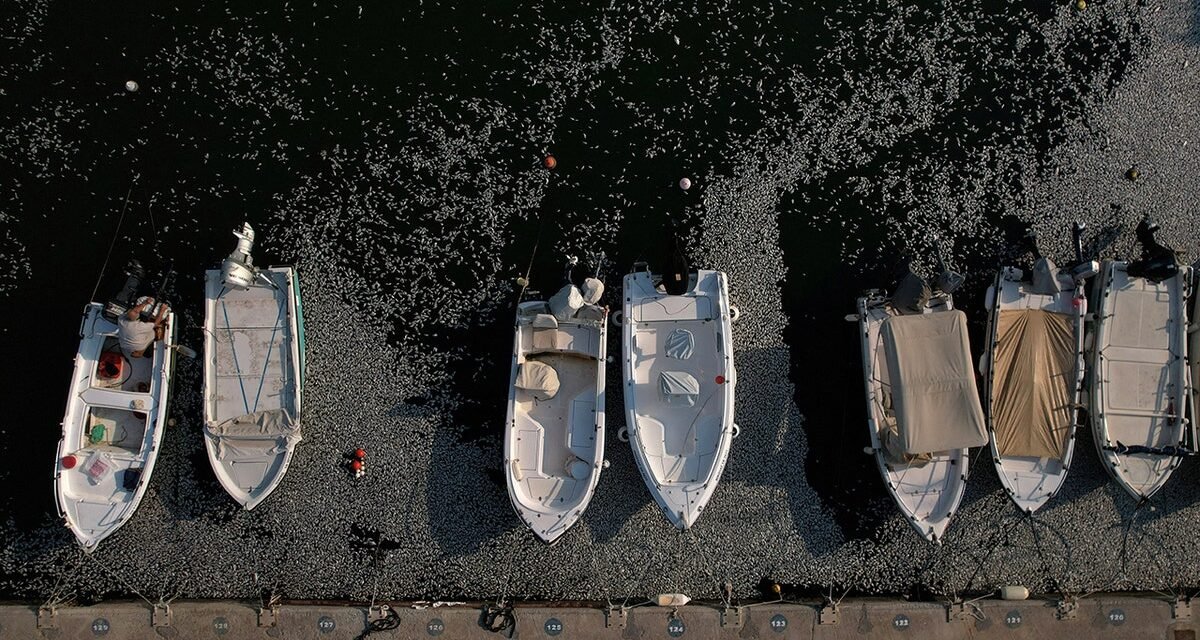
xmin=206 ymin=409 xmax=300 ymax=460
xmin=991 ymin=309 xmax=1074 ymax=458
xmin=549 ymin=284 xmax=584 ymax=321
xmin=515 ymin=360 xmax=560 ymax=400
xmin=882 ymin=311 xmax=987 ymax=454
xmin=660 ymin=370 xmax=700 ymax=406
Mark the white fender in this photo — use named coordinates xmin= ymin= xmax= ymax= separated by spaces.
xmin=729 ymin=305 xmax=741 ymax=323
xmin=611 ymin=310 xmax=624 ymax=327
xmin=617 ymin=426 xmax=629 ymax=443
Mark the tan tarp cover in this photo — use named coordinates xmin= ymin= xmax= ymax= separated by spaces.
xmin=516 ymin=360 xmax=560 ymax=400
xmin=882 ymin=311 xmax=988 ymax=454
xmin=990 ymin=309 xmax=1074 ymax=459
xmin=206 ymin=409 xmax=300 ymax=460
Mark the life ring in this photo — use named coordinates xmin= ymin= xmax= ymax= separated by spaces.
xmin=611 ymin=310 xmax=624 ymax=327
xmin=729 ymin=305 xmax=741 ymax=323
xmin=731 ymin=423 xmax=741 ymax=438
xmin=617 ymin=426 xmax=629 ymax=443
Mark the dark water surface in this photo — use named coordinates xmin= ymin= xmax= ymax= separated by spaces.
xmin=0 ymin=0 xmax=1177 ymax=600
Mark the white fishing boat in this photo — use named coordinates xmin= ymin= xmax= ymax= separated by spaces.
xmin=981 ymin=226 xmax=1098 ymax=513
xmin=1191 ymin=264 xmax=1199 ymax=446
xmin=1090 ymin=219 xmax=1192 ymax=501
xmin=203 ymin=223 xmax=305 ymax=510
xmin=504 ymin=273 xmax=608 ymax=544
xmin=620 ymin=263 xmax=737 ymax=530
xmin=55 ymin=266 xmax=177 ymax=551
xmin=854 ymin=267 xmax=987 ymax=542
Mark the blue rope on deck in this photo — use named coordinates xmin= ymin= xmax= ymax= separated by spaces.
xmin=221 ymin=299 xmax=251 ymax=416
xmin=251 ymin=284 xmax=286 ymax=413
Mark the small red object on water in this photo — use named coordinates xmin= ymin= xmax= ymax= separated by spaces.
xmin=715 ymin=375 xmax=725 ymax=385
xmin=543 ymin=155 xmax=557 ymax=169
xmin=350 ymin=459 xmax=363 ymax=472
xmin=354 ymin=448 xmax=366 ymax=460
xmin=61 ymin=455 xmax=77 ymax=470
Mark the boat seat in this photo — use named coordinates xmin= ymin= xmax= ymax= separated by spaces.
xmin=635 ymin=415 xmax=667 ymax=457
xmin=565 ymin=457 xmax=590 ymax=480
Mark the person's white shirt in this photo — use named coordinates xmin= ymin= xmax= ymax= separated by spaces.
xmin=117 ymin=297 xmax=158 ymax=356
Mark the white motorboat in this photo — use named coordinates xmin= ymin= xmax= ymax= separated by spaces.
xmin=504 ymin=275 xmax=608 ymax=544
xmin=620 ymin=263 xmax=737 ymax=530
xmin=1191 ymin=264 xmax=1199 ymax=446
xmin=981 ymin=226 xmax=1098 ymax=513
xmin=1090 ymin=219 xmax=1192 ymax=501
xmin=855 ymin=267 xmax=987 ymax=542
xmin=55 ymin=267 xmax=177 ymax=551
xmin=203 ymin=223 xmax=305 ymax=510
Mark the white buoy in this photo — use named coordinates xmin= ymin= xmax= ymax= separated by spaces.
xmin=125 ymin=80 xmax=139 ymax=92
xmin=679 ymin=177 xmax=692 ymax=190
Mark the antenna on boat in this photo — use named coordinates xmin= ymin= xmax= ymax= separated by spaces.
xmin=930 ymin=233 xmax=965 ymax=294
xmin=1071 ymin=221 xmax=1087 ymax=264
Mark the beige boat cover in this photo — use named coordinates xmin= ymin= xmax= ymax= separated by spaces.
xmin=990 ymin=309 xmax=1074 ymax=459
xmin=882 ymin=311 xmax=988 ymax=454
xmin=516 ymin=360 xmax=560 ymax=400
xmin=206 ymin=409 xmax=300 ymax=460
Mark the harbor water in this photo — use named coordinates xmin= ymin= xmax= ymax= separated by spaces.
xmin=2 ymin=0 xmax=1200 ymax=605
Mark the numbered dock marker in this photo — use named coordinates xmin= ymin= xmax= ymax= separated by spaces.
xmin=1108 ymin=608 xmax=1126 ymax=626
xmin=1003 ymin=610 xmax=1021 ymax=629
xmin=427 ymin=618 xmax=446 ymax=636
xmin=892 ymin=614 xmax=910 ymax=631
xmin=667 ymin=617 xmax=686 ymax=637
xmin=91 ymin=618 xmax=111 ymax=636
xmin=544 ymin=617 xmax=563 ymax=636
xmin=212 ymin=616 xmax=230 ymax=636
xmin=318 ymin=616 xmax=336 ymax=633
xmin=770 ymin=614 xmax=787 ymax=632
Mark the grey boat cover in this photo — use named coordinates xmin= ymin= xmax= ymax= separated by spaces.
xmin=991 ymin=309 xmax=1074 ymax=458
xmin=1031 ymin=258 xmax=1063 ymax=295
xmin=549 ymin=284 xmax=584 ymax=321
xmin=207 ymin=409 xmax=300 ymax=460
xmin=881 ymin=311 xmax=987 ymax=454
xmin=660 ymin=370 xmax=700 ymax=406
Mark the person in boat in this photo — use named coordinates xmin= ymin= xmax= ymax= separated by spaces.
xmin=118 ymin=296 xmax=169 ymax=358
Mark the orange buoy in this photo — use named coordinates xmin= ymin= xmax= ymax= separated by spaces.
xmin=715 ymin=375 xmax=725 ymax=385
xmin=61 ymin=455 xmax=77 ymax=470
xmin=543 ymin=155 xmax=557 ymax=169
xmin=350 ymin=459 xmax=363 ymax=472
xmin=354 ymin=448 xmax=367 ymax=460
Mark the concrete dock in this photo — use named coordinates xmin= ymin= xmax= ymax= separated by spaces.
xmin=4 ymin=595 xmax=1196 ymax=639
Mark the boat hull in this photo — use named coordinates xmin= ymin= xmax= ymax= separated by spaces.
xmin=1089 ymin=261 xmax=1192 ymax=501
xmin=504 ymin=300 xmax=607 ymax=543
xmin=622 ymin=269 xmax=736 ymax=530
xmin=54 ymin=303 xmax=176 ymax=551
xmin=203 ymin=267 xmax=304 ymax=510
xmin=981 ymin=267 xmax=1085 ymax=514
xmin=857 ymin=293 xmax=969 ymax=543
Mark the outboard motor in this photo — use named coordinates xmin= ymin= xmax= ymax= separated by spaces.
xmin=663 ymin=241 xmax=690 ymax=296
xmin=221 ymin=222 xmax=273 ymax=290
xmin=1068 ymin=221 xmax=1100 ymax=280
xmin=930 ymin=236 xmax=965 ymax=294
xmin=890 ymin=259 xmax=930 ymax=313
xmin=1127 ymin=216 xmax=1178 ymax=281
xmin=101 ymin=259 xmax=146 ymax=322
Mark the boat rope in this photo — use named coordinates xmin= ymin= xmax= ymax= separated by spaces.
xmin=220 ymin=299 xmax=252 ymax=416
xmin=87 ymin=178 xmax=137 ymax=305
xmin=250 ymin=294 xmax=287 ymax=413
xmin=84 ymin=551 xmax=156 ymax=608
xmin=146 ymin=195 xmax=160 ymax=255
xmin=41 ymin=550 xmax=86 ymax=610
xmin=353 ymin=607 xmax=400 ymax=640
xmin=683 ymin=529 xmax=732 ymax=607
